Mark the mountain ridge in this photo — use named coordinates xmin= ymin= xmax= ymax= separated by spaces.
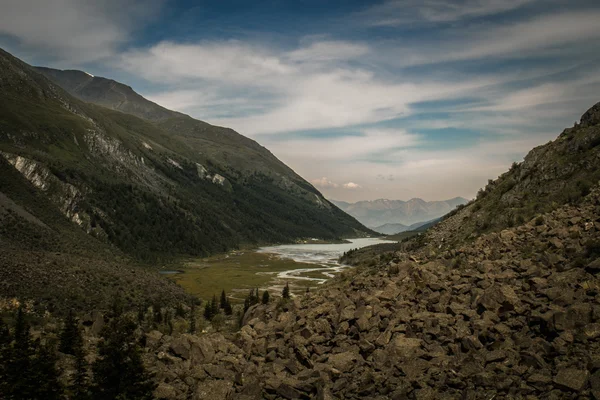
xmin=332 ymin=196 xmax=468 ymax=227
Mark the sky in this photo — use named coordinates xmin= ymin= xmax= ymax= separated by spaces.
xmin=1 ymin=0 xmax=600 ymax=202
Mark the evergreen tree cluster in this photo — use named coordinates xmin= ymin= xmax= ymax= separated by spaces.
xmin=243 ymin=288 xmax=261 ymax=314
xmin=0 ymin=308 xmax=62 ymax=400
xmin=204 ymin=290 xmax=233 ymax=321
xmin=0 ymin=308 xmax=156 ymax=400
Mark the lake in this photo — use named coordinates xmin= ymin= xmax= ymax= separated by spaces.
xmin=168 ymin=238 xmax=394 ymax=301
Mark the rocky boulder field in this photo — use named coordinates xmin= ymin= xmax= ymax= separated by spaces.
xmin=141 ymin=183 xmax=600 ymax=399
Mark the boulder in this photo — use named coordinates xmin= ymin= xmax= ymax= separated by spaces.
xmin=327 ymin=351 xmax=359 ymax=373
xmin=553 ymin=368 xmax=589 ymax=392
xmin=170 ymin=337 xmax=191 ymax=360
xmin=194 ymin=380 xmax=233 ymax=400
xmin=477 ymin=285 xmax=522 ymax=314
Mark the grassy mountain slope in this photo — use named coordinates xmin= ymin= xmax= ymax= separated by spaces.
xmin=0 ymin=48 xmax=371 ymax=265
xmin=0 ymin=155 xmax=192 ymax=314
xmin=35 ymin=66 xmax=182 ymax=121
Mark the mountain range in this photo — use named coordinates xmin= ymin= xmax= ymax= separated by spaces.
xmin=332 ymin=197 xmax=468 ymax=231
xmin=0 ymin=48 xmax=370 ymax=311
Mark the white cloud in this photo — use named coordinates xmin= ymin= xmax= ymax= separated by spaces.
xmin=119 ymin=40 xmax=498 ymax=135
xmin=311 ymin=177 xmax=339 ymax=188
xmin=0 ymin=0 xmax=161 ymax=63
xmin=287 ymin=40 xmax=370 ymax=63
xmin=385 ymin=10 xmax=600 ymax=66
xmin=342 ymin=182 xmax=361 ymax=189
xmin=358 ymin=0 xmax=540 ymax=26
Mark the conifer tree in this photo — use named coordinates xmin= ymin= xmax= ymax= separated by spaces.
xmin=224 ymin=299 xmax=233 ymax=316
xmin=211 ymin=294 xmax=219 ymax=317
xmin=262 ymin=290 xmax=270 ymax=304
xmin=70 ymin=327 xmax=89 ymax=400
xmin=59 ymin=309 xmax=79 ymax=355
xmin=282 ymin=282 xmax=290 ymax=299
xmin=1 ymin=309 xmax=64 ymax=400
xmin=189 ymin=302 xmax=197 ymax=333
xmin=91 ymin=316 xmax=156 ymax=400
xmin=175 ymin=303 xmax=186 ymax=318
xmin=153 ymin=304 xmax=163 ymax=326
xmin=220 ymin=290 xmax=227 ymax=310
xmin=32 ymin=341 xmax=64 ymax=400
xmin=204 ymin=300 xmax=213 ymax=321
xmin=0 ymin=318 xmax=11 ymax=397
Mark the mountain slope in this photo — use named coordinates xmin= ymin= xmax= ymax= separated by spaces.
xmin=35 ymin=66 xmax=182 ymax=121
xmin=0 ymin=48 xmax=371 ymax=265
xmin=373 ymin=217 xmax=443 ymax=235
xmin=333 ymin=196 xmax=468 ymax=227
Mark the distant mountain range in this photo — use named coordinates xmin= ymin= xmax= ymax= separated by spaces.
xmin=372 ymin=218 xmax=441 ymax=235
xmin=332 ymin=197 xmax=468 ymax=232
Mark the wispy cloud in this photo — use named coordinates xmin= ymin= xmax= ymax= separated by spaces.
xmin=0 ymin=0 xmax=162 ymax=63
xmin=119 ymin=40 xmax=498 ymax=135
xmin=356 ymin=0 xmax=541 ymax=26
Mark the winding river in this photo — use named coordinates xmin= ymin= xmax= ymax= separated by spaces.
xmin=258 ymin=238 xmax=394 ymax=285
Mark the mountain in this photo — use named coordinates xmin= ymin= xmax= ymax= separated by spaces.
xmin=0 ymin=48 xmax=371 ymax=310
xmin=373 ymin=217 xmax=443 ymax=235
xmin=332 ymin=196 xmax=468 ymax=228
xmin=34 ymin=66 xmax=183 ymax=121
xmin=371 ymin=222 xmax=408 ymax=235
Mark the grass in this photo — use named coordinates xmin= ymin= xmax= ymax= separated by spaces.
xmin=168 ymin=251 xmax=323 ymax=301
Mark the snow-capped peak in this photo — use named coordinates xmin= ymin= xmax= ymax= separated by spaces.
xmin=83 ymin=71 xmax=94 ymax=77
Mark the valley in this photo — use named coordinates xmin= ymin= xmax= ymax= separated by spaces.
xmin=0 ymin=20 xmax=599 ymax=400
xmin=167 ymin=238 xmax=394 ymax=302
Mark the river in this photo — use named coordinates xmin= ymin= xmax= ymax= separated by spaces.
xmin=170 ymin=237 xmax=394 ymax=300
xmin=257 ymin=238 xmax=394 ymax=285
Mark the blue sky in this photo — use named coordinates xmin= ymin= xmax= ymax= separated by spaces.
xmin=1 ymin=0 xmax=600 ymax=201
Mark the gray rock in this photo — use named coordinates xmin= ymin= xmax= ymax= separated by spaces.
xmin=553 ymin=368 xmax=589 ymax=392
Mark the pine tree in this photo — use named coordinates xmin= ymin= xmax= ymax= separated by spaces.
xmin=224 ymin=299 xmax=233 ymax=316
xmin=91 ymin=316 xmax=156 ymax=400
xmin=175 ymin=303 xmax=186 ymax=318
xmin=59 ymin=309 xmax=79 ymax=355
xmin=211 ymin=295 xmax=219 ymax=317
xmin=1 ymin=309 xmax=64 ymax=400
xmin=153 ymin=304 xmax=163 ymax=326
xmin=189 ymin=302 xmax=197 ymax=333
xmin=32 ymin=341 xmax=64 ymax=400
xmin=220 ymin=290 xmax=227 ymax=310
xmin=204 ymin=300 xmax=213 ymax=321
xmin=0 ymin=318 xmax=12 ymax=397
xmin=70 ymin=327 xmax=89 ymax=400
xmin=282 ymin=282 xmax=290 ymax=299
xmin=262 ymin=290 xmax=270 ymax=304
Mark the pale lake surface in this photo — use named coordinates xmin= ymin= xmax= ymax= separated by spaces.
xmin=169 ymin=238 xmax=395 ymax=300
xmin=258 ymin=238 xmax=395 ymax=285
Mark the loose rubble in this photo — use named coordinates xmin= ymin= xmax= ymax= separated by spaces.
xmin=141 ymin=185 xmax=600 ymax=399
